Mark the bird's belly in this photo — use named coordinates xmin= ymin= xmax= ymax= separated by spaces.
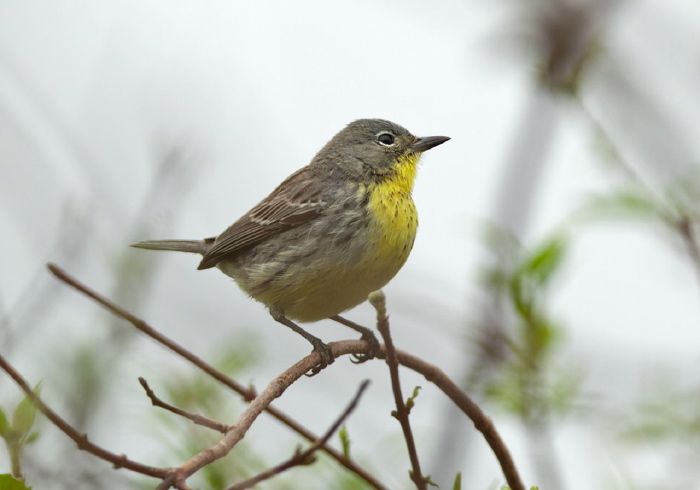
xmin=281 ymin=255 xmax=405 ymax=321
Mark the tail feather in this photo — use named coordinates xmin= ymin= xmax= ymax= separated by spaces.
xmin=130 ymin=239 xmax=208 ymax=255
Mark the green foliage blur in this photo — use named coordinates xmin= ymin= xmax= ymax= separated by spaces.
xmin=0 ymin=474 xmax=32 ymax=490
xmin=0 ymin=387 xmax=40 ymax=483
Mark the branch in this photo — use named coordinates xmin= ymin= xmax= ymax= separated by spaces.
xmin=389 ymin=348 xmax=526 ymax=490
xmin=369 ymin=292 xmax=427 ymax=490
xmin=0 ymin=353 xmax=167 ymax=479
xmin=224 ymin=380 xmax=370 ymax=490
xmin=43 ymin=263 xmax=525 ymax=489
xmin=675 ymin=214 xmax=700 ymax=288
xmin=0 ymin=339 xmax=377 ymax=489
xmin=154 ymin=349 xmax=364 ymax=488
xmin=138 ymin=377 xmax=228 ymax=433
xmin=2 ymin=319 xmax=524 ymax=489
xmin=46 ymin=263 xmax=387 ymax=490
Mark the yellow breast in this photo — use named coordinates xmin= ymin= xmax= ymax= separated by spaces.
xmin=366 ymin=152 xmax=419 ymax=261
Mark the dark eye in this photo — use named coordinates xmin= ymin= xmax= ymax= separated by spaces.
xmin=377 ymin=133 xmax=395 ymax=146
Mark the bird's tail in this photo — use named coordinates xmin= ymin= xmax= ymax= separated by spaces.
xmin=130 ymin=239 xmax=209 ymax=255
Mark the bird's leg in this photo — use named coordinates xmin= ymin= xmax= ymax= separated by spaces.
xmin=270 ymin=309 xmax=334 ymax=375
xmin=330 ymin=315 xmax=380 ymax=363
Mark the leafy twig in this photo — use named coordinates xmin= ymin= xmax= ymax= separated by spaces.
xmin=0 ymin=352 xmax=167 ymax=479
xmin=392 ymin=348 xmax=526 ymax=490
xmin=369 ymin=291 xmax=427 ymax=490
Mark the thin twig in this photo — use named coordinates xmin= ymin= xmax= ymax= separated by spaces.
xmin=390 ymin=348 xmax=526 ymax=490
xmin=675 ymin=214 xmax=700 ymax=288
xmin=46 ymin=263 xmax=387 ymax=490
xmin=138 ymin=377 xmax=228 ymax=433
xmin=225 ymin=380 xmax=370 ymax=490
xmin=369 ymin=291 xmax=427 ymax=490
xmin=0 ymin=353 xmax=167 ymax=479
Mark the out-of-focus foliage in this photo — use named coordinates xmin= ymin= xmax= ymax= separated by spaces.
xmin=338 ymin=424 xmax=351 ymax=459
xmin=479 ymin=229 xmax=584 ymax=419
xmin=0 ymin=386 xmax=41 ymax=483
xmin=0 ymin=474 xmax=32 ymax=490
xmin=618 ymin=379 xmax=700 ymax=444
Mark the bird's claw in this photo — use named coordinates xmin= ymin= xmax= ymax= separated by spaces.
xmin=351 ymin=329 xmax=380 ymax=364
xmin=305 ymin=339 xmax=335 ymax=376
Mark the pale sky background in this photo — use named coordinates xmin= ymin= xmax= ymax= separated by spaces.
xmin=1 ymin=1 xmax=700 ymax=489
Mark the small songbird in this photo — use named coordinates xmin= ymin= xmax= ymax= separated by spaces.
xmin=132 ymin=119 xmax=449 ymax=373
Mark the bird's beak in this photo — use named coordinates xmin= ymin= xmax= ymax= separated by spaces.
xmin=410 ymin=135 xmax=451 ymax=152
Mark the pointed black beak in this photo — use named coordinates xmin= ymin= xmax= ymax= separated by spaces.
xmin=410 ymin=135 xmax=451 ymax=153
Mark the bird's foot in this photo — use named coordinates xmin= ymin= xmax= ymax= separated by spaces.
xmin=351 ymin=329 xmax=380 ymax=364
xmin=305 ymin=338 xmax=335 ymax=376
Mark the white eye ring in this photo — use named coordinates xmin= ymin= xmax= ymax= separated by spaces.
xmin=377 ymin=132 xmax=396 ymax=146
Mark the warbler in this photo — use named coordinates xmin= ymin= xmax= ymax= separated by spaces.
xmin=132 ymin=119 xmax=449 ymax=372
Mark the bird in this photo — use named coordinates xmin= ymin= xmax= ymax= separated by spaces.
xmin=132 ymin=118 xmax=449 ymax=373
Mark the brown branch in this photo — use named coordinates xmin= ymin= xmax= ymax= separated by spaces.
xmin=0 ymin=353 xmax=167 ymax=479
xmin=138 ymin=377 xmax=228 ymax=433
xmin=46 ymin=263 xmax=387 ymax=490
xmin=676 ymin=214 xmax=700 ymax=288
xmin=0 ymin=335 xmax=375 ymax=488
xmin=389 ymin=348 xmax=526 ymax=490
xmin=43 ymin=263 xmax=525 ymax=489
xmin=369 ymin=291 xmax=427 ymax=490
xmin=156 ymin=350 xmax=367 ymax=488
xmin=224 ymin=380 xmax=370 ymax=490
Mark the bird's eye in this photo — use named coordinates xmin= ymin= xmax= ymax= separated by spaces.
xmin=377 ymin=133 xmax=395 ymax=146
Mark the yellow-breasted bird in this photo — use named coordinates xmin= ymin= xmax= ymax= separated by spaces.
xmin=132 ymin=119 xmax=449 ymax=373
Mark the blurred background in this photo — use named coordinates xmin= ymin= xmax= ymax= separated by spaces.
xmin=2 ymin=0 xmax=700 ymax=488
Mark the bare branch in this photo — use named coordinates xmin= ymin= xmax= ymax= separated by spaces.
xmin=389 ymin=348 xmax=526 ymax=490
xmin=138 ymin=377 xmax=228 ymax=433
xmin=157 ymin=351 xmax=368 ymax=487
xmin=224 ymin=380 xmax=370 ymax=490
xmin=46 ymin=263 xmax=387 ymax=490
xmin=677 ymin=214 xmax=700 ymax=282
xmin=0 ymin=352 xmax=167 ymax=479
xmin=369 ymin=291 xmax=427 ymax=490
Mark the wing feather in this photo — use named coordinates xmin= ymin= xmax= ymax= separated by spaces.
xmin=198 ymin=168 xmax=328 ymax=269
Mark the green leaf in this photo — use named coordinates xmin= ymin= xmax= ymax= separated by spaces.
xmin=424 ymin=474 xmax=438 ymax=487
xmin=12 ymin=397 xmax=37 ymax=438
xmin=24 ymin=432 xmax=40 ymax=445
xmin=405 ymin=386 xmax=421 ymax=412
xmin=338 ymin=424 xmax=351 ymax=459
xmin=452 ymin=471 xmax=461 ymax=490
xmin=0 ymin=474 xmax=32 ymax=490
xmin=576 ymin=191 xmax=664 ymax=223
xmin=529 ymin=318 xmax=560 ymax=354
xmin=518 ymin=235 xmax=567 ymax=287
xmin=0 ymin=407 xmax=9 ymax=438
